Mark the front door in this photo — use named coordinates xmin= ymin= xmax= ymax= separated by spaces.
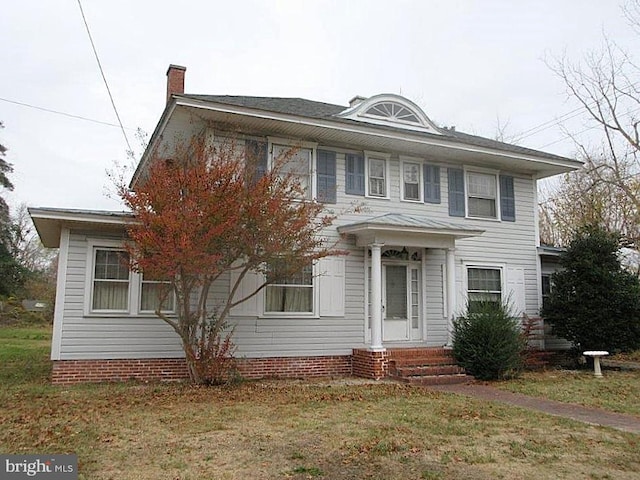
xmin=383 ymin=265 xmax=410 ymax=341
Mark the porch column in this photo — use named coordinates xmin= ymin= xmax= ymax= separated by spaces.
xmin=369 ymin=243 xmax=385 ymax=351
xmin=446 ymin=247 xmax=456 ymax=344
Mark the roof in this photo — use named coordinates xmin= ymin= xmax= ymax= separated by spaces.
xmin=338 ymin=213 xmax=484 ymax=247
xmin=28 ymin=207 xmax=133 ymax=248
xmin=180 ymin=94 xmax=573 ymax=164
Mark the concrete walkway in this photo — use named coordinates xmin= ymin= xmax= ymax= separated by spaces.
xmin=427 ymin=383 xmax=640 ymax=435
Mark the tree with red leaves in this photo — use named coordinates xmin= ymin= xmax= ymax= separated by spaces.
xmin=119 ymin=134 xmax=341 ymax=383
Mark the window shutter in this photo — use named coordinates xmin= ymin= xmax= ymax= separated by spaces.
xmin=506 ymin=267 xmax=526 ymax=317
xmin=500 ymin=175 xmax=516 ymax=222
xmin=229 ymin=268 xmax=262 ymax=316
xmin=316 ymin=150 xmax=337 ymax=203
xmin=448 ymin=168 xmax=465 ymax=217
xmin=424 ymin=164 xmax=441 ymax=204
xmin=345 ymin=154 xmax=365 ymax=195
xmin=246 ymin=139 xmax=268 ymax=182
xmin=318 ymin=257 xmax=345 ymax=317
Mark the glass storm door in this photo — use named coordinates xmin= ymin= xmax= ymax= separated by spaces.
xmin=383 ymin=265 xmax=410 ymax=341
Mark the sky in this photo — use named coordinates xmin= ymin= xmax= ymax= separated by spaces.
xmin=0 ymin=0 xmax=637 ymax=212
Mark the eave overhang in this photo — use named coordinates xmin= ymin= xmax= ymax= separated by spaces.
xmin=28 ymin=208 xmax=133 ymax=248
xmin=131 ymin=96 xmax=582 ymax=187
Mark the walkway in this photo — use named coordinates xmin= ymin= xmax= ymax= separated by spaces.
xmin=427 ymin=383 xmax=640 ymax=435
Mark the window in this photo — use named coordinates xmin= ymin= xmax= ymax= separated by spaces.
xmin=364 ymin=102 xmax=421 ymax=125
xmin=367 ymin=155 xmax=388 ymax=198
xmin=402 ymin=161 xmax=421 ymax=201
xmin=245 ymin=139 xmax=268 ymax=183
xmin=448 ymin=169 xmax=516 ymax=221
xmin=467 ymin=172 xmax=497 ymax=219
xmin=140 ymin=275 xmax=175 ymax=313
xmin=345 ymin=153 xmax=365 ymax=195
xmin=92 ymin=249 xmax=130 ymax=311
xmin=467 ymin=267 xmax=502 ymax=312
xmin=265 ymin=262 xmax=314 ymax=313
xmin=272 ymin=144 xmax=313 ymax=200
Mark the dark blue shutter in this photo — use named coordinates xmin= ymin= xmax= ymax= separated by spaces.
xmin=423 ymin=164 xmax=441 ymax=204
xmin=500 ymin=175 xmax=516 ymax=221
xmin=246 ymin=139 xmax=267 ymax=182
xmin=448 ymin=168 xmax=465 ymax=217
xmin=345 ymin=154 xmax=365 ymax=195
xmin=317 ymin=150 xmax=337 ymax=203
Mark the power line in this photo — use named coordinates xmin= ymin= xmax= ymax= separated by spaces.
xmin=0 ymin=96 xmax=135 ymax=130
xmin=77 ymin=0 xmax=132 ymax=152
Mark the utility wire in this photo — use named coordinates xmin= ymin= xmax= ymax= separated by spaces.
xmin=77 ymin=0 xmax=132 ymax=152
xmin=0 ymin=96 xmax=134 ymax=130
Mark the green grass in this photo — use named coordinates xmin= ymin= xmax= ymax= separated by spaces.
xmin=494 ymin=369 xmax=640 ymax=416
xmin=0 ymin=325 xmax=51 ymax=385
xmin=1 ymin=325 xmax=640 ymax=479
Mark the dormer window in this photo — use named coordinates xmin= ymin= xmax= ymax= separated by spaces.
xmin=364 ymin=102 xmax=420 ymax=125
xmin=336 ymin=93 xmax=442 ymax=134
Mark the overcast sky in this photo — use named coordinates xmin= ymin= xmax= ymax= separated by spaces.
xmin=1 ymin=1 xmax=636 ymax=212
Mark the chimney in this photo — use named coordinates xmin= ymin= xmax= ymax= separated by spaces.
xmin=349 ymin=95 xmax=366 ymax=108
xmin=166 ymin=64 xmax=186 ymax=104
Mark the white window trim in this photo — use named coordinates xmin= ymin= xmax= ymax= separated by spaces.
xmin=84 ymin=240 xmax=176 ymax=317
xmin=84 ymin=240 xmax=132 ymax=316
xmin=261 ymin=260 xmax=320 ymax=318
xmin=364 ymin=151 xmax=391 ymax=199
xmin=400 ymin=156 xmax=423 ymax=203
xmin=463 ymin=262 xmax=506 ymax=304
xmin=268 ymin=137 xmax=318 ymax=201
xmin=463 ymin=167 xmax=502 ymax=221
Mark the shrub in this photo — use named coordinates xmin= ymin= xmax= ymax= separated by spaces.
xmin=452 ymin=300 xmax=525 ymax=380
xmin=186 ymin=314 xmax=238 ymax=386
xmin=542 ymin=225 xmax=640 ymax=353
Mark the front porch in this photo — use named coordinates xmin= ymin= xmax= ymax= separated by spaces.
xmin=338 ymin=213 xmax=485 ymax=352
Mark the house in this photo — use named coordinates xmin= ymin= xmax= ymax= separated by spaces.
xmin=30 ymin=65 xmax=581 ymax=384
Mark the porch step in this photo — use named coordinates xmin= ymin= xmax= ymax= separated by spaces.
xmin=387 ymin=348 xmax=472 ymax=386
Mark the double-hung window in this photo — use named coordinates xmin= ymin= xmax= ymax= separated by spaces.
xmin=467 ymin=267 xmax=502 ymax=312
xmin=140 ymin=275 xmax=175 ymax=313
xmin=366 ymin=153 xmax=389 ymax=198
xmin=265 ymin=262 xmax=314 ymax=314
xmin=272 ymin=144 xmax=313 ymax=200
xmin=402 ymin=161 xmax=421 ymax=201
xmin=467 ymin=172 xmax=497 ymax=219
xmin=92 ymin=249 xmax=130 ymax=312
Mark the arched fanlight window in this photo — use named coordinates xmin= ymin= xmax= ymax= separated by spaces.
xmin=364 ymin=102 xmax=421 ymax=124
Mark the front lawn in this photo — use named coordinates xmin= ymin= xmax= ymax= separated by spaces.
xmin=1 ymin=326 xmax=639 ymax=479
xmin=494 ymin=368 xmax=640 ymax=416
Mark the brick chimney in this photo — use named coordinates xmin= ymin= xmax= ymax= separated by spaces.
xmin=166 ymin=64 xmax=186 ymax=104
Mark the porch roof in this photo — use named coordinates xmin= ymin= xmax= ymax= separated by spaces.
xmin=337 ymin=213 xmax=484 ymax=248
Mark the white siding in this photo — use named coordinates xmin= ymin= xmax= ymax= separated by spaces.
xmin=58 ymin=231 xmax=183 ymax=360
xmin=56 ymin=127 xmax=544 ymax=360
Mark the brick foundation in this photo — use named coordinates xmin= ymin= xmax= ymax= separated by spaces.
xmin=51 ymin=358 xmax=189 ymax=385
xmin=235 ymin=355 xmax=352 ymax=379
xmin=51 ymin=355 xmax=353 ymax=385
xmin=352 ymin=348 xmax=389 ymax=379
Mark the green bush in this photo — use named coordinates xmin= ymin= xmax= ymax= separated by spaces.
xmin=542 ymin=225 xmax=640 ymax=353
xmin=452 ymin=300 xmax=525 ymax=380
